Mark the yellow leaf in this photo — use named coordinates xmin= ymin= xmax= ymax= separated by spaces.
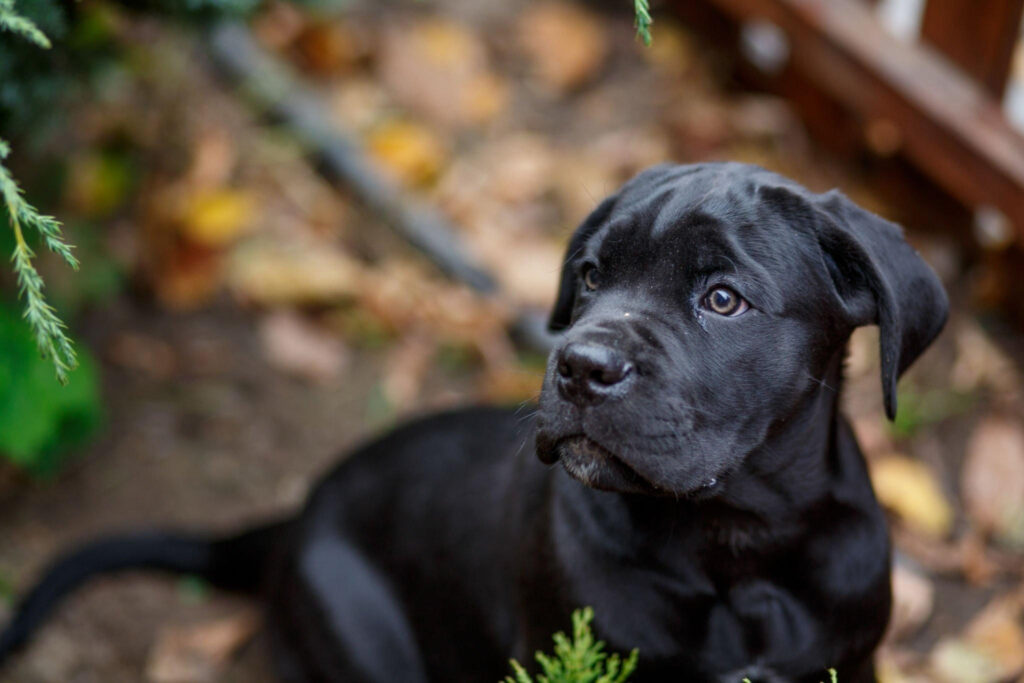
xmin=181 ymin=190 xmax=254 ymax=247
xmin=870 ymin=455 xmax=954 ymax=538
xmin=366 ymin=120 xmax=447 ymax=187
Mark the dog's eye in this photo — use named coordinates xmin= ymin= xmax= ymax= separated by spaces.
xmin=703 ymin=287 xmax=748 ymax=316
xmin=582 ymin=264 xmax=601 ymax=291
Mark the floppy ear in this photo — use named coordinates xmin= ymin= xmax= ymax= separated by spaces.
xmin=548 ymin=194 xmax=619 ymax=332
xmin=811 ymin=190 xmax=948 ymax=420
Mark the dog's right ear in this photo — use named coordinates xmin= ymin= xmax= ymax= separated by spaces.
xmin=548 ymin=194 xmax=619 ymax=332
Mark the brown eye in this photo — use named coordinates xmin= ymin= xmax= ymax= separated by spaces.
xmin=582 ymin=264 xmax=601 ymax=291
xmin=704 ymin=287 xmax=748 ymax=316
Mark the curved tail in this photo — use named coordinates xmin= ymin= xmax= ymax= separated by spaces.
xmin=0 ymin=518 xmax=290 ymax=667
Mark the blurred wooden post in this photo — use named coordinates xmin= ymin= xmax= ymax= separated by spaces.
xmin=920 ymin=0 xmax=1024 ymax=98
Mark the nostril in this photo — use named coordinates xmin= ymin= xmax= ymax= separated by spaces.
xmin=593 ymin=361 xmax=631 ymax=385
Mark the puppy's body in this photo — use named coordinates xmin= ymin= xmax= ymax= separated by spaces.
xmin=263 ymin=409 xmax=886 ymax=683
xmin=0 ymin=163 xmax=947 ymax=682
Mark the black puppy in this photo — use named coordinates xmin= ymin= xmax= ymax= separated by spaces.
xmin=0 ymin=163 xmax=947 ymax=682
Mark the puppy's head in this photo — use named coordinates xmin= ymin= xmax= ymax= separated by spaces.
xmin=536 ymin=163 xmax=947 ymax=497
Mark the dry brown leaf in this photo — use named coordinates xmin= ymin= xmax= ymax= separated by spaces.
xmin=951 ymin=321 xmax=1020 ymax=398
xmin=850 ymin=414 xmax=893 ymax=460
xmin=357 ymin=259 xmax=509 ymax=349
xmin=294 ymin=20 xmax=368 ymax=76
xmin=155 ymin=244 xmax=224 ymax=310
xmin=887 ymin=562 xmax=935 ymax=643
xmin=227 ymin=239 xmax=365 ymax=306
xmin=930 ymin=591 xmax=1024 ymax=683
xmin=383 ymin=334 xmax=436 ymax=409
xmin=186 ymin=130 xmax=237 ymax=189
xmin=251 ymin=1 xmax=306 ymax=50
xmin=146 ymin=610 xmax=260 ymax=683
xmin=378 ymin=19 xmax=508 ymax=127
xmin=518 ymin=2 xmax=608 ymax=92
xmin=963 ymin=417 xmax=1024 ymax=548
xmin=329 ymin=79 xmax=391 ymax=133
xmin=871 ymin=455 xmax=954 ymax=538
xmin=260 ymin=311 xmax=349 ymax=383
xmin=478 ymin=367 xmax=545 ymax=404
xmin=366 ymin=119 xmax=447 ymax=187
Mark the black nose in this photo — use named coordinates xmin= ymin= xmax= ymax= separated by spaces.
xmin=555 ymin=343 xmax=633 ymax=405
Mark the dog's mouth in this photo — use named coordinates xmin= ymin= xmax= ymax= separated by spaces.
xmin=553 ymin=436 xmax=665 ymax=495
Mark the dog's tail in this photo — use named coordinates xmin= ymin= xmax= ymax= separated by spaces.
xmin=0 ymin=518 xmax=289 ymax=666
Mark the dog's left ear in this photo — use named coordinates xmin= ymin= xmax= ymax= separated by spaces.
xmin=548 ymin=193 xmax=619 ymax=332
xmin=810 ymin=190 xmax=948 ymax=420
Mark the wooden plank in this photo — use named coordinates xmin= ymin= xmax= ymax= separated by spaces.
xmin=693 ymin=0 xmax=1024 ymax=235
xmin=920 ymin=0 xmax=1024 ymax=98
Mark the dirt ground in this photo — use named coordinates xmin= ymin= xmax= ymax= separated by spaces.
xmin=1 ymin=0 xmax=1023 ymax=681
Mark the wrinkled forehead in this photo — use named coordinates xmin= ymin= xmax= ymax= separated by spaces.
xmin=605 ymin=164 xmax=812 ymax=254
xmin=587 ymin=164 xmax=822 ymax=309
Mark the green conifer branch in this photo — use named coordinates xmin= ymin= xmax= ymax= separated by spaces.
xmin=1 ymin=0 xmax=80 ymax=384
xmin=0 ymin=0 xmax=51 ymax=47
xmin=1 ymin=139 xmax=80 ymax=385
xmin=634 ymin=0 xmax=653 ymax=46
xmin=504 ymin=607 xmax=638 ymax=683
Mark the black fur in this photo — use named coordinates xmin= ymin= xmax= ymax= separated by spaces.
xmin=0 ymin=163 xmax=948 ymax=682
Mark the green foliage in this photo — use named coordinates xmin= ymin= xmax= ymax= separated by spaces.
xmin=0 ymin=0 xmax=50 ymax=47
xmin=633 ymin=0 xmax=652 ymax=46
xmin=2 ymin=139 xmax=80 ymax=384
xmin=0 ymin=304 xmax=101 ymax=473
xmin=1 ymin=0 xmax=82 ymax=383
xmin=888 ymin=387 xmax=974 ymax=439
xmin=504 ymin=608 xmax=638 ymax=683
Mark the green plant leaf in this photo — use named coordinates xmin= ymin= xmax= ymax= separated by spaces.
xmin=0 ymin=303 xmax=101 ymax=473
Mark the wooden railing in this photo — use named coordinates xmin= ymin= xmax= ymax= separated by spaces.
xmin=672 ymin=0 xmax=1024 ymax=242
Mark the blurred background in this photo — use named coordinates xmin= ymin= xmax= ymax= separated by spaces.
xmin=1 ymin=0 xmax=1023 ymax=680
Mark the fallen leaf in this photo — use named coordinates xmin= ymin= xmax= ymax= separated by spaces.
xmin=963 ymin=417 xmax=1024 ymax=549
xmin=950 ymin=321 xmax=1020 ymax=398
xmin=518 ymin=2 xmax=608 ymax=93
xmin=887 ymin=561 xmax=935 ymax=642
xmin=378 ymin=18 xmax=508 ymax=127
xmin=294 ymin=20 xmax=368 ymax=76
xmin=870 ymin=455 xmax=954 ymax=538
xmin=366 ymin=119 xmax=447 ymax=187
xmin=329 ymin=78 xmax=391 ymax=133
xmin=930 ymin=591 xmax=1024 ymax=683
xmin=180 ymin=190 xmax=255 ymax=248
xmin=251 ymin=1 xmax=306 ymax=50
xmin=155 ymin=243 xmax=223 ymax=310
xmin=227 ymin=239 xmax=365 ymax=306
xmin=147 ymin=610 xmax=260 ymax=683
xmin=479 ymin=366 xmax=545 ymax=403
xmin=383 ymin=334 xmax=436 ymax=409
xmin=260 ymin=311 xmax=348 ymax=383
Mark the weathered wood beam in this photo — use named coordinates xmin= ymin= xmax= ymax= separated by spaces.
xmin=696 ymin=0 xmax=1024 ymax=237
xmin=920 ymin=0 xmax=1024 ymax=99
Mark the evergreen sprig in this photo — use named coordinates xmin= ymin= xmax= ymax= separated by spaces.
xmin=0 ymin=0 xmax=50 ymax=47
xmin=1 ymin=139 xmax=79 ymax=384
xmin=1 ymin=0 xmax=79 ymax=384
xmin=633 ymin=0 xmax=652 ymax=46
xmin=504 ymin=607 xmax=638 ymax=683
